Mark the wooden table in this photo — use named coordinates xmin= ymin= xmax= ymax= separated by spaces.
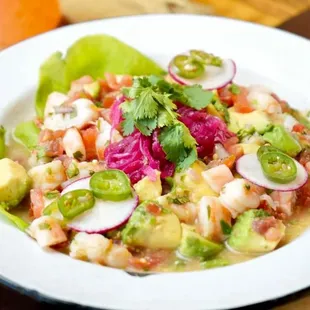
xmin=1 ymin=9 xmax=310 ymax=310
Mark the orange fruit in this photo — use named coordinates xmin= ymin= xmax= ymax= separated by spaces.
xmin=0 ymin=0 xmax=61 ymax=49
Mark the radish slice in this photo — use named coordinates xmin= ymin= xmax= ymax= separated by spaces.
xmin=168 ymin=58 xmax=236 ymax=90
xmin=236 ymin=153 xmax=308 ymax=191
xmin=61 ymin=177 xmax=138 ymax=233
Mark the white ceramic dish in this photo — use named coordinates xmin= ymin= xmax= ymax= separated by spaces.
xmin=1 ymin=14 xmax=310 ymax=310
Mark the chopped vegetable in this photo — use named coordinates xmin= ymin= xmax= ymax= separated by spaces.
xmin=14 ymin=121 xmax=40 ymax=150
xmin=0 ymin=126 xmax=5 ymax=159
xmin=259 ymin=152 xmax=297 ymax=184
xmin=263 ymin=125 xmax=302 ymax=157
xmin=58 ymin=189 xmax=95 ymax=219
xmin=61 ymin=177 xmax=138 ymax=233
xmin=178 ymin=224 xmax=223 ymax=259
xmin=0 ymin=205 xmax=29 ymax=231
xmin=90 ymin=170 xmax=132 ymax=201
xmin=228 ymin=209 xmax=285 ymax=254
xmin=236 ymin=153 xmax=308 ymax=191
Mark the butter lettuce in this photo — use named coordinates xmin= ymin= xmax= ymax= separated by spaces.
xmin=14 ymin=121 xmax=40 ymax=150
xmin=35 ymin=35 xmax=163 ymax=117
xmin=36 ymin=52 xmax=67 ymax=118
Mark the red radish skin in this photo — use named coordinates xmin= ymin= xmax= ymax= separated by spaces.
xmin=168 ymin=58 xmax=236 ymax=90
xmin=236 ymin=153 xmax=308 ymax=192
xmin=61 ymin=177 xmax=138 ymax=233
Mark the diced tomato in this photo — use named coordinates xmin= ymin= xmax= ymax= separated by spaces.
xmin=105 ymin=73 xmax=133 ymax=91
xmin=232 ymin=87 xmax=253 ymax=113
xmin=129 ymin=250 xmax=170 ymax=271
xmin=223 ymin=136 xmax=239 ymax=149
xmin=30 ymin=189 xmax=44 ymax=219
xmin=297 ymin=179 xmax=310 ymax=208
xmin=222 ymin=154 xmax=236 ymax=169
xmin=102 ymin=92 xmax=118 ymax=108
xmin=217 ymin=86 xmax=233 ymax=106
xmin=298 ymin=149 xmax=310 ymax=167
xmin=146 ymin=203 xmax=161 ymax=216
xmin=226 ymin=144 xmax=244 ymax=159
xmin=57 ymin=155 xmax=73 ymax=170
xmin=39 ymin=129 xmax=64 ymax=157
xmin=258 ymin=200 xmax=287 ymax=221
xmin=292 ymin=123 xmax=305 ymax=133
xmin=44 ymin=140 xmax=64 ymax=157
xmin=80 ymin=126 xmax=98 ymax=160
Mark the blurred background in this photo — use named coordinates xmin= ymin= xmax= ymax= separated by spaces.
xmin=0 ymin=0 xmax=309 ymax=49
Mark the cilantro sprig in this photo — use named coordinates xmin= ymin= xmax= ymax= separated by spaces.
xmin=121 ymin=76 xmax=214 ymax=170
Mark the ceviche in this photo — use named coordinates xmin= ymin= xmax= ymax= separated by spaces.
xmin=1 ymin=35 xmax=310 ymax=272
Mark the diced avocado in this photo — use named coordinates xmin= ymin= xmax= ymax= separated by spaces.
xmin=122 ymin=201 xmax=181 ymax=249
xmin=228 ymin=209 xmax=285 ymax=254
xmin=263 ymin=125 xmax=302 ymax=157
xmin=66 ymin=161 xmax=79 ymax=179
xmin=0 ymin=126 xmax=6 ymax=159
xmin=0 ymin=158 xmax=31 ymax=208
xmin=133 ymin=170 xmax=162 ymax=202
xmin=173 ymin=161 xmax=217 ymax=203
xmin=239 ymin=143 xmax=260 ymax=154
xmin=200 ymin=258 xmax=229 ymax=269
xmin=83 ymin=81 xmax=100 ymax=98
xmin=178 ymin=224 xmax=223 ymax=259
xmin=228 ymin=108 xmax=271 ymax=134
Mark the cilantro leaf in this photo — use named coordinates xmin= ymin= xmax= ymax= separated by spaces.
xmin=157 ymin=107 xmax=176 ymax=128
xmin=132 ymin=89 xmax=158 ymax=120
xmin=176 ymin=147 xmax=197 ymax=172
xmin=159 ymin=122 xmax=197 ymax=166
xmin=220 ymin=220 xmax=232 ymax=235
xmin=135 ymin=118 xmax=157 ymax=136
xmin=214 ymin=100 xmax=230 ymax=123
xmin=121 ymin=112 xmax=135 ymax=136
xmin=182 ymin=85 xmax=214 ymax=110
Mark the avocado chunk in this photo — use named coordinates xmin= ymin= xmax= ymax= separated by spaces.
xmin=83 ymin=81 xmax=100 ymax=98
xmin=178 ymin=224 xmax=223 ymax=259
xmin=0 ymin=158 xmax=31 ymax=208
xmin=133 ymin=170 xmax=162 ymax=202
xmin=228 ymin=108 xmax=271 ymax=134
xmin=228 ymin=209 xmax=285 ymax=254
xmin=122 ymin=201 xmax=181 ymax=249
xmin=263 ymin=125 xmax=302 ymax=157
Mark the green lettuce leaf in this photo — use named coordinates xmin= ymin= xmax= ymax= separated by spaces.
xmin=35 ymin=52 xmax=67 ymax=118
xmin=14 ymin=121 xmax=40 ymax=150
xmin=35 ymin=35 xmax=163 ymax=117
xmin=65 ymin=35 xmax=164 ymax=81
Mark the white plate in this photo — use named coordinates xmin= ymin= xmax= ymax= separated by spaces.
xmin=1 ymin=14 xmax=310 ymax=310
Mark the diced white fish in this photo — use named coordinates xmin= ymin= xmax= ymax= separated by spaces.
xmin=270 ymin=191 xmax=296 ymax=217
xmin=96 ymin=118 xmax=122 ymax=159
xmin=283 ymin=113 xmax=298 ymax=132
xmin=197 ymin=196 xmax=231 ymax=242
xmin=63 ymin=127 xmax=86 ymax=161
xmin=28 ymin=160 xmax=66 ymax=191
xmin=44 ymin=98 xmax=99 ymax=130
xmin=219 ymin=178 xmax=261 ymax=218
xmin=27 ymin=216 xmax=67 ymax=247
xmin=70 ymin=232 xmax=131 ymax=269
xmin=44 ymin=92 xmax=69 ymax=118
xmin=247 ymin=90 xmax=282 ymax=114
xmin=202 ymin=164 xmax=234 ymax=194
